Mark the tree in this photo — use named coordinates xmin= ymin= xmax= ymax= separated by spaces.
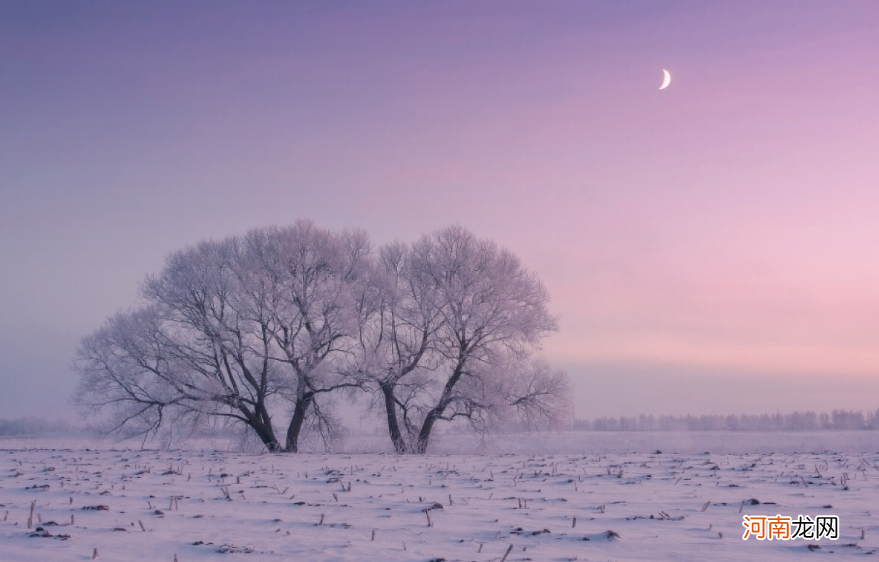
xmin=74 ymin=221 xmax=370 ymax=452
xmin=357 ymin=240 xmax=445 ymax=453
xmin=362 ymin=225 xmax=569 ymax=453
xmin=243 ymin=223 xmax=373 ymax=451
xmin=74 ymin=222 xmax=570 ymax=453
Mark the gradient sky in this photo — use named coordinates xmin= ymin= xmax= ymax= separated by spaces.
xmin=2 ymin=1 xmax=878 ymax=422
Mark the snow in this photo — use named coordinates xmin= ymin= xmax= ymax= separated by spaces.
xmin=1 ymin=432 xmax=877 ymax=561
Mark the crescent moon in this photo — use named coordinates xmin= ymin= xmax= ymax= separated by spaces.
xmin=659 ymin=69 xmax=671 ymax=90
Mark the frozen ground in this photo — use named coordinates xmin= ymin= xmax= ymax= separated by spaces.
xmin=1 ymin=432 xmax=878 ymax=561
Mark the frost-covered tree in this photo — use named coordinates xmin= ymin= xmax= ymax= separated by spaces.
xmin=243 ymin=223 xmax=373 ymax=451
xmin=74 ymin=221 xmax=370 ymax=452
xmin=361 ymin=226 xmax=569 ymax=453
xmin=75 ymin=222 xmax=569 ymax=453
xmin=354 ymin=240 xmax=444 ymax=453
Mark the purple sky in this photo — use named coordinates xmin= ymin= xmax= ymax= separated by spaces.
xmin=2 ymin=1 xmax=878 ymax=421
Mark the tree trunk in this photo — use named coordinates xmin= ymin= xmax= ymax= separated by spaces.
xmin=414 ymin=358 xmax=466 ymax=454
xmin=255 ymin=402 xmax=281 ymax=452
xmin=254 ymin=422 xmax=281 ymax=451
xmin=238 ymin=404 xmax=280 ymax=452
xmin=415 ymin=410 xmax=440 ymax=454
xmin=285 ymin=394 xmax=314 ymax=452
xmin=380 ymin=382 xmax=407 ymax=454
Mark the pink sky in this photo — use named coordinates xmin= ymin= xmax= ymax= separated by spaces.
xmin=1 ymin=1 xmax=878 ymax=419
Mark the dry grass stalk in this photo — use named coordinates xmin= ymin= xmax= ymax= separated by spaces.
xmin=701 ymin=501 xmax=710 ymax=512
xmin=27 ymin=501 xmax=35 ymax=529
xmin=572 ymin=517 xmax=577 ymax=528
xmin=500 ymin=544 xmax=514 ymax=562
xmin=139 ymin=520 xmax=146 ymax=532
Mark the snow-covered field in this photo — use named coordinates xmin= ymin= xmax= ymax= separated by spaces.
xmin=2 ymin=432 xmax=878 ymax=561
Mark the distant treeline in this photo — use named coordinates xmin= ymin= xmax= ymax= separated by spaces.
xmin=573 ymin=410 xmax=879 ymax=431
xmin=0 ymin=417 xmax=79 ymax=436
